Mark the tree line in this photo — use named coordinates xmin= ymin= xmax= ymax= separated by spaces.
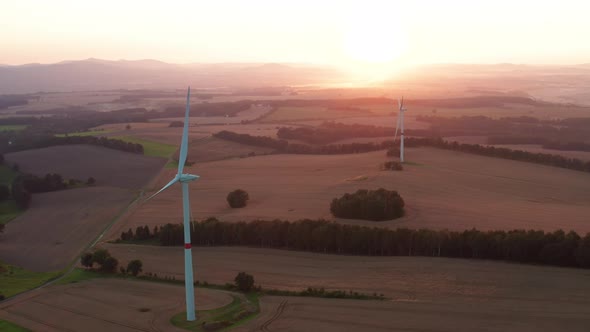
xmin=0 ymin=134 xmax=143 ymax=155
xmin=277 ymin=122 xmax=433 ymax=145
xmin=0 ymin=155 xmax=91 ymax=210
xmin=214 ymin=130 xmax=590 ymax=172
xmin=213 ymin=130 xmax=392 ymax=154
xmin=119 ymin=218 xmax=590 ymax=269
xmin=8 ymin=173 xmax=91 ymax=209
xmin=488 ymin=136 xmax=590 ymax=152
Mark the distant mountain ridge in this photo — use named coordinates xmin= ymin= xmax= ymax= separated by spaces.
xmin=0 ymin=58 xmax=345 ymax=94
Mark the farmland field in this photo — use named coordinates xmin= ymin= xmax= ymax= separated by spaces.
xmin=0 ymin=279 xmax=232 ymax=332
xmin=236 ymin=294 xmax=589 ymax=332
xmin=0 ymin=187 xmax=134 ymax=271
xmin=260 ymin=106 xmax=370 ymax=122
xmin=178 ymin=136 xmax=275 ymax=164
xmin=102 ymin=245 xmax=590 ymax=332
xmin=110 ymin=146 xmax=590 ymax=238
xmin=5 ymin=145 xmax=166 ymax=189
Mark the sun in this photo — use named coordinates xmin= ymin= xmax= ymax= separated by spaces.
xmin=343 ymin=13 xmax=408 ymax=64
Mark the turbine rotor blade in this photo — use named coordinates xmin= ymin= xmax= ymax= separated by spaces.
xmin=177 ymin=87 xmax=191 ymax=175
xmin=145 ymin=176 xmax=179 ymax=202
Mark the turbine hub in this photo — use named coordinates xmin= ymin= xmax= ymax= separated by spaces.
xmin=179 ymin=173 xmax=199 ymax=183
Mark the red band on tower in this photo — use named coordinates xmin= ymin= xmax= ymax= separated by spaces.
xmin=184 ymin=243 xmax=191 ymax=249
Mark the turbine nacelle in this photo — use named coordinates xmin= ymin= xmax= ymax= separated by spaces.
xmin=179 ymin=174 xmax=199 ymax=183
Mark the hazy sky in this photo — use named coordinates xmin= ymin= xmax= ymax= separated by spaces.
xmin=2 ymin=0 xmax=590 ymax=70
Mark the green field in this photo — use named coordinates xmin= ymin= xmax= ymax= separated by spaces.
xmin=0 ymin=262 xmax=61 ymax=298
xmin=0 ymin=320 xmax=31 ymax=332
xmin=0 ymin=125 xmax=28 ymax=132
xmin=112 ymin=136 xmax=177 ymax=158
xmin=55 ymin=130 xmax=109 ymax=137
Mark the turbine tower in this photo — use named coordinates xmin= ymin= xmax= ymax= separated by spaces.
xmin=393 ymin=97 xmax=407 ymax=163
xmin=147 ymin=87 xmax=198 ymax=321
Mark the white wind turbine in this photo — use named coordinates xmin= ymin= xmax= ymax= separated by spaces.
xmin=393 ymin=97 xmax=407 ymax=163
xmin=146 ymin=87 xmax=199 ymax=321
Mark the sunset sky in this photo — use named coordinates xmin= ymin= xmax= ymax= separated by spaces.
xmin=2 ymin=0 xmax=590 ymax=70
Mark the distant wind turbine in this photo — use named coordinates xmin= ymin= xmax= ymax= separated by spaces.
xmin=146 ymin=87 xmax=199 ymax=321
xmin=393 ymin=97 xmax=407 ymax=163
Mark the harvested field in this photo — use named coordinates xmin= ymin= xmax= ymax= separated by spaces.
xmin=112 ymin=147 xmax=590 ymax=238
xmin=293 ymin=115 xmax=430 ymax=129
xmin=236 ymin=294 xmax=589 ymax=332
xmin=5 ymin=145 xmax=166 ymax=189
xmin=260 ymin=106 xmax=370 ymax=123
xmin=0 ymin=187 xmax=134 ymax=271
xmin=178 ymin=136 xmax=275 ymax=163
xmin=104 ymin=245 xmax=590 ymax=332
xmin=0 ymin=278 xmax=232 ymax=332
xmin=152 ymin=104 xmax=273 ymax=125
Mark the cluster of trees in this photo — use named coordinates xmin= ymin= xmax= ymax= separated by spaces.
xmin=121 ymin=218 xmax=590 ymax=269
xmin=1 ymin=135 xmax=143 ymax=155
xmin=393 ymin=137 xmax=590 ymax=173
xmin=227 ymin=189 xmax=249 ymax=208
xmin=120 ymin=225 xmax=158 ymax=242
xmin=80 ymin=249 xmax=143 ymax=276
xmin=234 ymin=272 xmax=255 ymax=292
xmin=0 ymin=169 xmax=89 ymax=210
xmin=18 ymin=173 xmax=67 ymax=193
xmin=330 ymin=188 xmax=405 ymax=221
xmin=265 ymin=287 xmax=384 ymax=300
xmin=81 ymin=249 xmax=119 ymax=273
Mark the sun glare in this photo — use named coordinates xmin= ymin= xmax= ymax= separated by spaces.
xmin=339 ymin=8 xmax=408 ymax=81
xmin=343 ymin=12 xmax=408 ymax=64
